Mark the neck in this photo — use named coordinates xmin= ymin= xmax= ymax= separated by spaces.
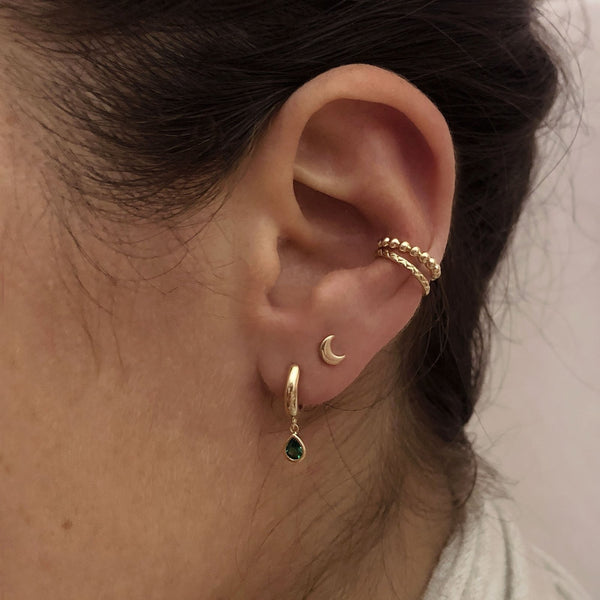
xmin=221 ymin=374 xmax=456 ymax=600
xmin=0 ymin=336 xmax=455 ymax=600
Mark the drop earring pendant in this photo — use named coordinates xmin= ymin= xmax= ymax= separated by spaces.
xmin=284 ymin=364 xmax=306 ymax=462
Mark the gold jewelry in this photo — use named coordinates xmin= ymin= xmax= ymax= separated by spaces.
xmin=319 ymin=334 xmax=346 ymax=366
xmin=376 ymin=248 xmax=431 ymax=295
xmin=377 ymin=237 xmax=441 ymax=280
xmin=284 ymin=364 xmax=306 ymax=462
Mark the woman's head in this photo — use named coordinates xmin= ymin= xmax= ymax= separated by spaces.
xmin=0 ymin=2 xmax=560 ymax=599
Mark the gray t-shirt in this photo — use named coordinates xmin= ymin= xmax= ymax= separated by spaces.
xmin=422 ymin=491 xmax=592 ymax=599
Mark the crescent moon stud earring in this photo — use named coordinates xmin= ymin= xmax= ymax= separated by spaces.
xmin=284 ymin=364 xmax=306 ymax=462
xmin=319 ymin=334 xmax=346 ymax=366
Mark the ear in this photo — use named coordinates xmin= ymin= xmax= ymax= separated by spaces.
xmin=232 ymin=64 xmax=455 ymax=406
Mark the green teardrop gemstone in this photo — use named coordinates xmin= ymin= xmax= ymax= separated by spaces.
xmin=285 ymin=435 xmax=305 ymax=462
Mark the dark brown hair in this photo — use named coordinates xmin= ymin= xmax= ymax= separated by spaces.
xmin=1 ymin=0 xmax=561 ymax=507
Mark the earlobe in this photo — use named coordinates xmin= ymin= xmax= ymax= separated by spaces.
xmin=235 ymin=64 xmax=455 ymax=408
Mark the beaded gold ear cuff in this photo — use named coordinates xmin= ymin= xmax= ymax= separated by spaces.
xmin=376 ymin=237 xmax=441 ymax=295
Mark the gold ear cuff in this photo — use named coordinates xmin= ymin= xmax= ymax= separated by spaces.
xmin=376 ymin=237 xmax=441 ymax=295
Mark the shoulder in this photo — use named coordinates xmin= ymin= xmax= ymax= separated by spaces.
xmin=422 ymin=489 xmax=593 ymax=600
xmin=486 ymin=496 xmax=592 ymax=600
xmin=526 ymin=544 xmax=593 ymax=600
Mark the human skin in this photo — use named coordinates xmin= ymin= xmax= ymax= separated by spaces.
xmin=0 ymin=60 xmax=456 ymax=600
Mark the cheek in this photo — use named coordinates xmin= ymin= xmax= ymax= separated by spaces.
xmin=0 ymin=393 xmax=262 ymax=597
xmin=0 ymin=208 xmax=266 ymax=595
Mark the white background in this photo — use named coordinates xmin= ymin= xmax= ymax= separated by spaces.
xmin=469 ymin=1 xmax=599 ymax=595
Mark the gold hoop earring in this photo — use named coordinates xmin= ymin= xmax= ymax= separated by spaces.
xmin=284 ymin=364 xmax=306 ymax=462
